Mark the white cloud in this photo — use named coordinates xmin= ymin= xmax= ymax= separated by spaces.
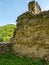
xmin=26 ymin=1 xmax=30 ymax=3
xmin=45 ymin=6 xmax=49 ymax=11
xmin=42 ymin=4 xmax=49 ymax=11
xmin=26 ymin=0 xmax=32 ymax=3
xmin=9 ymin=22 xmax=16 ymax=25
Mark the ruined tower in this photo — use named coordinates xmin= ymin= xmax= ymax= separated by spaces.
xmin=28 ymin=0 xmax=41 ymax=15
xmin=11 ymin=0 xmax=49 ymax=60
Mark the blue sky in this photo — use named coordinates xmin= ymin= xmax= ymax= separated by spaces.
xmin=0 ymin=0 xmax=49 ymax=26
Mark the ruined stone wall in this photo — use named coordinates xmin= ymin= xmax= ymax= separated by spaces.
xmin=11 ymin=1 xmax=49 ymax=61
xmin=11 ymin=10 xmax=49 ymax=60
xmin=34 ymin=2 xmax=41 ymax=14
xmin=0 ymin=42 xmax=12 ymax=54
xmin=28 ymin=1 xmax=41 ymax=15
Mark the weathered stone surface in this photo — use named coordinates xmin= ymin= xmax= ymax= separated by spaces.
xmin=0 ymin=42 xmax=12 ymax=54
xmin=11 ymin=1 xmax=49 ymax=60
xmin=28 ymin=1 xmax=41 ymax=15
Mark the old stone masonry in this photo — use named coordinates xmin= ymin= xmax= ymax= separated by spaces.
xmin=0 ymin=1 xmax=49 ymax=62
xmin=11 ymin=1 xmax=49 ymax=61
xmin=0 ymin=42 xmax=12 ymax=54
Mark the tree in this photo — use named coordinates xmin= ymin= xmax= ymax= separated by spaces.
xmin=0 ymin=37 xmax=3 ymax=42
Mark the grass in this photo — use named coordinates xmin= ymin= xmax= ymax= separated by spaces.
xmin=0 ymin=53 xmax=49 ymax=65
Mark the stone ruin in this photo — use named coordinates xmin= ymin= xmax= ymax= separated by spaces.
xmin=28 ymin=1 xmax=41 ymax=15
xmin=0 ymin=42 xmax=12 ymax=54
xmin=11 ymin=1 xmax=49 ymax=61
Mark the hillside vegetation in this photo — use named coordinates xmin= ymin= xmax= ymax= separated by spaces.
xmin=0 ymin=24 xmax=16 ymax=42
xmin=0 ymin=53 xmax=49 ymax=65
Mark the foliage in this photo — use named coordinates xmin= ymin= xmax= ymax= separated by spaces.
xmin=0 ymin=37 xmax=3 ymax=42
xmin=0 ymin=24 xmax=16 ymax=42
xmin=0 ymin=53 xmax=48 ymax=65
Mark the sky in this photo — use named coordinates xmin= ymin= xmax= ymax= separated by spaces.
xmin=0 ymin=0 xmax=49 ymax=26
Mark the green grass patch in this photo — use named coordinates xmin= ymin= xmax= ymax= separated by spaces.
xmin=0 ymin=53 xmax=49 ymax=65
